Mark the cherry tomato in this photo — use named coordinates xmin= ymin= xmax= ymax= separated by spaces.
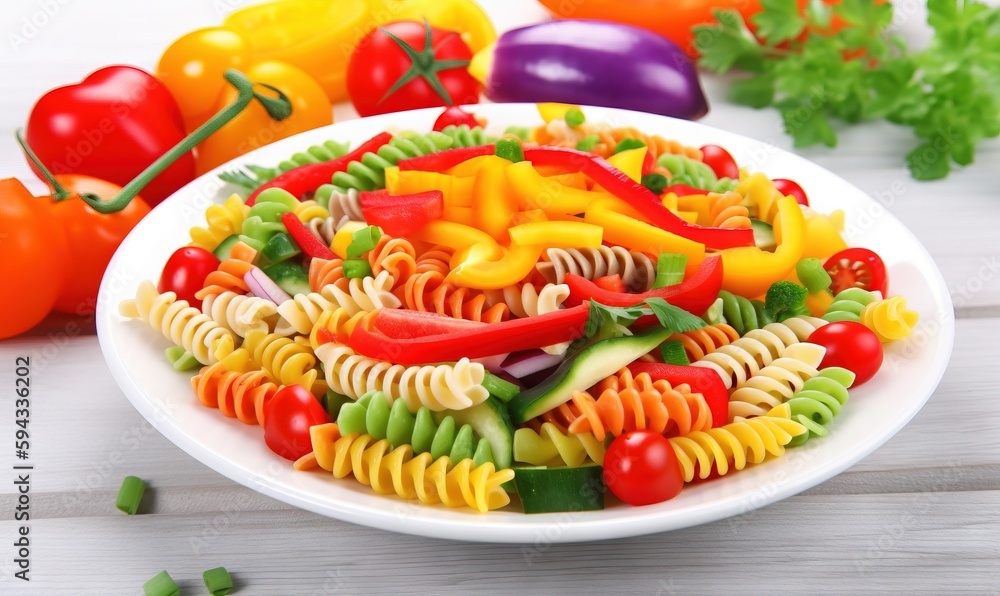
xmin=699 ymin=144 xmax=740 ymax=180
xmin=594 ymin=274 xmax=626 ymax=293
xmin=347 ymin=21 xmax=481 ymax=117
xmin=824 ymin=248 xmax=888 ymax=296
xmin=807 ymin=322 xmax=883 ymax=386
xmin=158 ymin=247 xmax=220 ymax=309
xmin=773 ymin=178 xmax=809 ymax=206
xmin=603 ymin=431 xmax=684 ymax=506
xmin=433 ymin=106 xmax=479 ymax=131
xmin=264 ymin=384 xmax=331 ymax=461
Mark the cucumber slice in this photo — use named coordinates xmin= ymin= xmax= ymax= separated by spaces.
xmin=433 ymin=396 xmax=514 ymax=470
xmin=750 ymin=219 xmax=776 ymax=251
xmin=212 ymin=234 xmax=241 ymax=260
xmin=262 ymin=262 xmax=310 ymax=297
xmin=261 ymin=232 xmax=301 ymax=263
xmin=514 ymin=464 xmax=605 ymax=514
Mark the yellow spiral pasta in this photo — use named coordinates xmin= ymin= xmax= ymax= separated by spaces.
xmin=727 ymin=343 xmax=827 ymax=421
xmin=368 ymin=234 xmax=417 ymax=288
xmin=120 ymin=280 xmax=235 ymax=365
xmin=189 ymin=194 xmax=249 ymax=251
xmin=670 ymin=406 xmax=807 ymax=482
xmin=860 ymin=296 xmax=919 ymax=342
xmin=294 ymin=199 xmax=328 ymax=222
xmin=536 ymin=246 xmax=656 ymax=292
xmin=314 ymin=344 xmax=489 ymax=411
xmin=485 ymin=283 xmax=570 ymax=319
xmin=201 ymin=292 xmax=280 ymax=337
xmin=241 ymin=329 xmax=319 ymax=390
xmin=691 ymin=317 xmax=827 ymax=388
xmin=306 ymin=425 xmax=513 ymax=512
xmin=513 ymin=422 xmax=606 ymax=467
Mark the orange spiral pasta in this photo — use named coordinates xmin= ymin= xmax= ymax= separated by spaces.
xmin=368 ymin=234 xmax=417 ymax=287
xmin=308 ymin=257 xmax=345 ymax=292
xmin=414 ymin=245 xmax=454 ymax=275
xmin=401 ymin=270 xmax=509 ymax=323
xmin=534 ymin=121 xmax=703 ymax=162
xmin=195 ymin=259 xmax=253 ymax=300
xmin=708 ymin=191 xmax=752 ymax=229
xmin=191 ymin=361 xmax=281 ymax=425
xmin=670 ymin=324 xmax=741 ymax=362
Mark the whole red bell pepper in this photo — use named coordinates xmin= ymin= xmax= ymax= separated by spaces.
xmin=564 ymin=256 xmax=723 ymax=316
xmin=522 ymin=147 xmax=754 ymax=249
xmin=24 ymin=66 xmax=194 ymax=206
xmin=359 ymin=189 xmax=444 ymax=237
xmin=397 ymin=145 xmax=495 ymax=172
xmin=349 ymin=304 xmax=590 ymax=364
xmin=628 ymin=362 xmax=728 ymax=428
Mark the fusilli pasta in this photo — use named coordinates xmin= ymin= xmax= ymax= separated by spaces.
xmin=401 ymin=271 xmax=509 ymax=323
xmin=241 ymin=330 xmax=319 ymax=390
xmin=536 ymin=246 xmax=656 ymax=292
xmin=727 ymin=342 xmax=827 ymax=420
xmin=191 ymin=361 xmax=281 ymax=425
xmin=189 ymin=194 xmax=248 ymax=251
xmin=513 ymin=422 xmax=606 ymax=467
xmin=824 ymin=288 xmax=879 ymax=323
xmin=201 ymin=291 xmax=279 ymax=337
xmin=860 ymin=296 xmax=919 ymax=342
xmin=787 ymin=367 xmax=855 ymax=446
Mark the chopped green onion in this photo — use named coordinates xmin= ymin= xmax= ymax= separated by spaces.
xmin=660 ymin=340 xmax=691 ymax=366
xmin=165 ymin=346 xmax=200 ymax=371
xmin=495 ymin=138 xmax=525 ymax=163
xmin=116 ymin=475 xmax=146 ymax=515
xmin=641 ymin=173 xmax=669 ymax=195
xmin=143 ymin=571 xmax=179 ymax=596
xmin=503 ymin=125 xmax=530 ymax=141
xmin=346 ymin=225 xmax=382 ymax=258
xmin=343 ymin=258 xmax=373 ymax=279
xmin=481 ymin=371 xmax=519 ymax=402
xmin=575 ymin=135 xmax=600 ymax=152
xmin=796 ymin=258 xmax=833 ymax=293
xmin=614 ymin=138 xmax=647 ymax=154
xmin=653 ymin=253 xmax=688 ymax=289
xmin=203 ymin=566 xmax=234 ymax=596
xmin=564 ymin=108 xmax=586 ymax=128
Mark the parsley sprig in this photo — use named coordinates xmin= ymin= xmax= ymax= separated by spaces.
xmin=695 ymin=0 xmax=1000 ymax=180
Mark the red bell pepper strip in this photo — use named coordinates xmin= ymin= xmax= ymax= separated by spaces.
xmin=628 ymin=362 xmax=728 ymax=429
xmin=594 ymin=274 xmax=625 ymax=293
xmin=397 ymin=145 xmax=496 ymax=172
xmin=522 ymin=147 xmax=753 ymax=249
xmin=373 ymin=308 xmax=484 ymax=339
xmin=247 ymin=132 xmax=393 ymax=205
xmin=349 ymin=304 xmax=590 ymax=364
xmin=280 ymin=211 xmax=335 ymax=260
xmin=359 ymin=189 xmax=444 ymax=237
xmin=664 ymin=184 xmax=711 ymax=197
xmin=564 ymin=255 xmax=723 ymax=316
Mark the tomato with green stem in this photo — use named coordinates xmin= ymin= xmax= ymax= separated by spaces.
xmin=158 ymin=247 xmax=221 ymax=309
xmin=807 ymin=321 xmax=883 ymax=386
xmin=603 ymin=431 xmax=684 ymax=506
xmin=347 ymin=20 xmax=481 ymax=117
xmin=264 ymin=384 xmax=332 ymax=460
xmin=824 ymin=247 xmax=888 ymax=296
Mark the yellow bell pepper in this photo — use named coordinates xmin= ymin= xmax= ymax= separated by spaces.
xmin=332 ymin=221 xmax=367 ymax=258
xmin=446 ymin=155 xmax=508 ymax=177
xmin=387 ymin=168 xmax=475 ymax=208
xmin=442 ymin=206 xmax=475 ymax=227
xmin=806 ymin=290 xmax=835 ymax=317
xmin=508 ymin=221 xmax=603 ymax=249
xmin=510 ymin=209 xmax=550 ymax=225
xmin=801 ymin=211 xmax=848 ymax=260
xmin=605 ymin=147 xmax=646 ymax=182
xmin=473 ymin=160 xmax=518 ymax=242
xmin=719 ymin=196 xmax=805 ymax=297
xmin=584 ymin=204 xmax=705 ymax=274
xmin=547 ymin=172 xmax=589 ymax=190
xmin=537 ymin=103 xmax=582 ymax=123
xmin=411 ymin=221 xmax=502 ymax=264
xmin=447 ymin=242 xmax=543 ymax=290
xmin=506 ymin=161 xmax=607 ymax=214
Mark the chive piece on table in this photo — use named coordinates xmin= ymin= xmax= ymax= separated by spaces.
xmin=346 ymin=225 xmax=382 ymax=258
xmin=143 ymin=570 xmax=179 ymax=596
xmin=116 ymin=475 xmax=146 ymax=515
xmin=343 ymin=258 xmax=373 ymax=279
xmin=203 ymin=566 xmax=234 ymax=596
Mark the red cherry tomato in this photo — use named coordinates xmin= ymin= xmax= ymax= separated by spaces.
xmin=824 ymin=247 xmax=888 ymax=296
xmin=772 ymin=178 xmax=809 ymax=206
xmin=807 ymin=322 xmax=883 ymax=386
xmin=347 ymin=21 xmax=481 ymax=117
xmin=603 ymin=431 xmax=684 ymax=506
xmin=433 ymin=106 xmax=479 ymax=131
xmin=264 ymin=385 xmax=332 ymax=461
xmin=593 ymin=274 xmax=625 ymax=293
xmin=699 ymin=144 xmax=739 ymax=180
xmin=158 ymin=247 xmax=220 ymax=309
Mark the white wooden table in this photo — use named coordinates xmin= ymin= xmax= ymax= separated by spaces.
xmin=2 ymin=1 xmax=999 ymax=593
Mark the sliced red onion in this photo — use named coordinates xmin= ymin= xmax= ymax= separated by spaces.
xmin=244 ymin=267 xmax=291 ymax=305
xmin=471 ymin=353 xmax=509 ymax=374
xmin=500 ymin=349 xmax=566 ymax=379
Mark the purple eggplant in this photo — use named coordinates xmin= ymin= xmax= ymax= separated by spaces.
xmin=469 ymin=20 xmax=708 ymax=120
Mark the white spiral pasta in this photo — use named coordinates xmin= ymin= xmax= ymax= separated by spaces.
xmin=691 ymin=316 xmax=827 ymax=388
xmin=326 ymin=188 xmax=365 ymax=223
xmin=202 ymin=292 xmax=280 ymax=337
xmin=727 ymin=343 xmax=826 ymax=421
xmin=276 ymin=271 xmax=401 ymax=335
xmin=305 ymin=216 xmax=343 ymax=247
xmin=120 ymin=280 xmax=235 ymax=365
xmin=536 ymin=246 xmax=657 ymax=292
xmin=314 ymin=344 xmax=489 ymax=411
xmin=485 ymin=283 xmax=570 ymax=319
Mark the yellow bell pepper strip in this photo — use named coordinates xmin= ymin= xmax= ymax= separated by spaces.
xmin=584 ymin=207 xmax=705 ymax=276
xmin=194 ymin=61 xmax=332 ymax=174
xmin=510 ymin=209 xmax=549 ymax=225
xmin=718 ymin=196 xmax=805 ymax=297
xmin=537 ymin=103 xmax=582 ymax=123
xmin=447 ymin=242 xmax=544 ymax=290
xmin=548 ymin=172 xmax=589 ymax=189
xmin=472 ymin=159 xmax=518 ymax=242
xmin=386 ymin=168 xmax=475 ymax=208
xmin=446 ymin=154 xmax=508 ymax=177
xmin=605 ymin=147 xmax=646 ymax=182
xmin=507 ymin=221 xmax=603 ymax=249
xmin=442 ymin=206 xmax=476 ymax=227
xmin=332 ymin=221 xmax=367 ymax=258
xmin=506 ymin=161 xmax=607 ymax=214
xmin=411 ymin=220 xmax=503 ymax=263
xmin=801 ymin=211 xmax=848 ymax=260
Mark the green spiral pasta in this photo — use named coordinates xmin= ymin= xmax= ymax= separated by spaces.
xmin=718 ymin=290 xmax=774 ymax=335
xmin=330 ymin=132 xmax=458 ymax=193
xmin=336 ymin=391 xmax=497 ymax=467
xmin=239 ymin=188 xmax=298 ymax=250
xmin=657 ymin=153 xmax=738 ymax=192
xmin=437 ymin=124 xmax=496 ymax=148
xmin=219 ymin=139 xmax=352 ymax=191
xmin=823 ymin=288 xmax=878 ymax=323
xmin=787 ymin=368 xmax=855 ymax=446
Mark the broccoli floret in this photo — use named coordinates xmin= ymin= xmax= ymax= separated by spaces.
xmin=765 ymin=281 xmax=811 ymax=321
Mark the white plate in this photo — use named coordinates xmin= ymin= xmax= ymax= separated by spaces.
xmin=96 ymin=104 xmax=954 ymax=543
